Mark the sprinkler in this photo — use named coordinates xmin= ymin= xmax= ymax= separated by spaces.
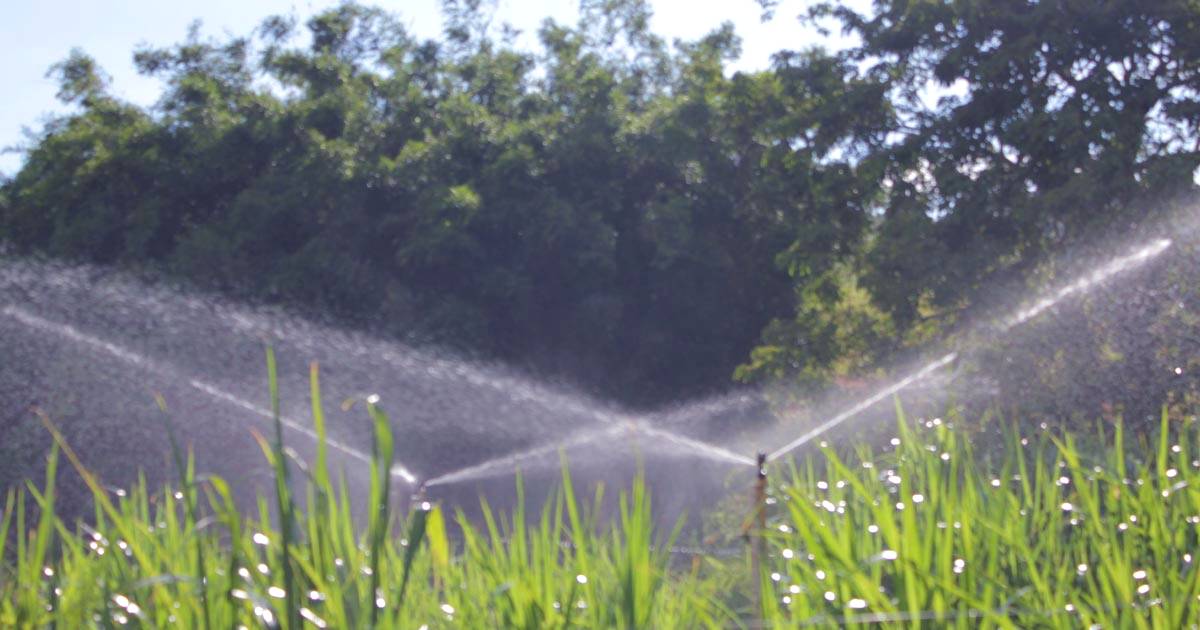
xmin=749 ymin=452 xmax=768 ymax=619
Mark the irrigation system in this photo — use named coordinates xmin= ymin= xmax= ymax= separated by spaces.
xmin=0 ymin=236 xmax=1175 ymax=496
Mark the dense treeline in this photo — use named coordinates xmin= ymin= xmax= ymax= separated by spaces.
xmin=3 ymin=0 xmax=1200 ymax=406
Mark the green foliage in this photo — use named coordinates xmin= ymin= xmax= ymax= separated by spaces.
xmin=4 ymin=361 xmax=1200 ymax=627
xmin=4 ymin=0 xmax=879 ymax=405
xmin=4 ymin=0 xmax=1200 ymax=402
xmin=760 ymin=407 xmax=1200 ymax=628
xmin=0 ymin=361 xmax=729 ymax=628
xmin=806 ymin=0 xmax=1200 ymax=327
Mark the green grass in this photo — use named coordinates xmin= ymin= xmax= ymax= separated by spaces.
xmin=759 ymin=405 xmax=1200 ymax=628
xmin=2 ymin=361 xmax=1200 ymax=628
xmin=0 ymin=360 xmax=728 ymax=628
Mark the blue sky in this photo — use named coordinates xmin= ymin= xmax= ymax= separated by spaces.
xmin=1 ymin=0 xmax=855 ymax=176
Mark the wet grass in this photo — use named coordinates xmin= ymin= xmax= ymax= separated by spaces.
xmin=0 ymin=357 xmax=728 ymax=628
xmin=761 ymin=406 xmax=1200 ymax=628
xmin=2 ymin=360 xmax=1200 ymax=627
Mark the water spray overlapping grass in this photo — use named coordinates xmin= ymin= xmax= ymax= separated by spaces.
xmin=758 ymin=407 xmax=1200 ymax=628
xmin=4 ymin=363 xmax=1200 ymax=626
xmin=0 ymin=361 xmax=731 ymax=628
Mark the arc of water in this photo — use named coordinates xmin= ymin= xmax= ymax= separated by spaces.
xmin=425 ymin=425 xmax=628 ymax=486
xmin=627 ymin=423 xmax=757 ymax=467
xmin=1001 ymin=238 xmax=1171 ymax=330
xmin=1 ymin=305 xmax=418 ymax=484
xmin=188 ymin=380 xmax=418 ymax=483
xmin=765 ymin=352 xmax=959 ymax=462
xmin=766 ymin=235 xmax=1176 ymax=463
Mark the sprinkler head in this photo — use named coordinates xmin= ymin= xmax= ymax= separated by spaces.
xmin=756 ymin=452 xmax=767 ymax=479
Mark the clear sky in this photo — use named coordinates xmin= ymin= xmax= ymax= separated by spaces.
xmin=0 ymin=0 xmax=855 ymax=177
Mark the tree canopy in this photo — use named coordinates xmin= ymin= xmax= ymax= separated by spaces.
xmin=3 ymin=0 xmax=1198 ymax=408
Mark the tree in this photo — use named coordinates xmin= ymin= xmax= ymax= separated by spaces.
xmin=807 ymin=0 xmax=1200 ymax=327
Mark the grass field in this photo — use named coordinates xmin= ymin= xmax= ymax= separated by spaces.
xmin=3 ymin=359 xmax=1199 ymax=628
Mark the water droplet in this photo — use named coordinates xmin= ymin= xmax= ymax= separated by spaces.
xmin=824 ymin=591 xmax=836 ymax=602
xmin=782 ymin=548 xmax=794 ymax=559
xmin=267 ymin=586 xmax=286 ymax=599
xmin=113 ymin=595 xmax=130 ymax=608
xmin=1061 ymin=502 xmax=1074 ymax=512
xmin=848 ymin=598 xmax=867 ymax=609
xmin=867 ymin=524 xmax=879 ymax=534
xmin=789 ymin=584 xmax=801 ymax=594
xmin=991 ymin=479 xmax=1002 ymax=488
xmin=441 ymin=603 xmax=455 ymax=615
xmin=1065 ymin=603 xmax=1076 ymax=613
xmin=252 ymin=532 xmax=269 ymax=545
xmin=576 ymin=574 xmax=588 ymax=584
xmin=300 ymin=607 xmax=327 ymax=628
xmin=770 ymin=572 xmax=782 ymax=582
xmin=815 ymin=570 xmax=826 ymax=580
xmin=43 ymin=567 xmax=54 ymax=578
xmin=230 ymin=589 xmax=249 ymax=600
xmin=1166 ymin=468 xmax=1178 ymax=478
xmin=912 ymin=493 xmax=925 ymax=504
xmin=817 ymin=481 xmax=828 ymax=490
xmin=887 ymin=475 xmax=902 ymax=485
xmin=1133 ymin=569 xmax=1147 ymax=580
xmin=257 ymin=563 xmax=270 ymax=575
xmin=366 ymin=394 xmax=380 ymax=404
xmin=1137 ymin=584 xmax=1151 ymax=595
xmin=821 ymin=500 xmax=837 ymax=513
xmin=308 ymin=590 xmax=326 ymax=601
xmin=880 ymin=549 xmax=898 ymax=561
xmin=953 ymin=558 xmax=965 ymax=574
xmin=890 ymin=438 xmax=901 ymax=446
xmin=254 ymin=606 xmax=275 ymax=625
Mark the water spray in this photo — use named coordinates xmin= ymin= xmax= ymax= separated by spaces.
xmin=1 ymin=305 xmax=419 ymax=484
xmin=763 ymin=236 xmax=1174 ymax=464
xmin=766 ymin=352 xmax=959 ymax=462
